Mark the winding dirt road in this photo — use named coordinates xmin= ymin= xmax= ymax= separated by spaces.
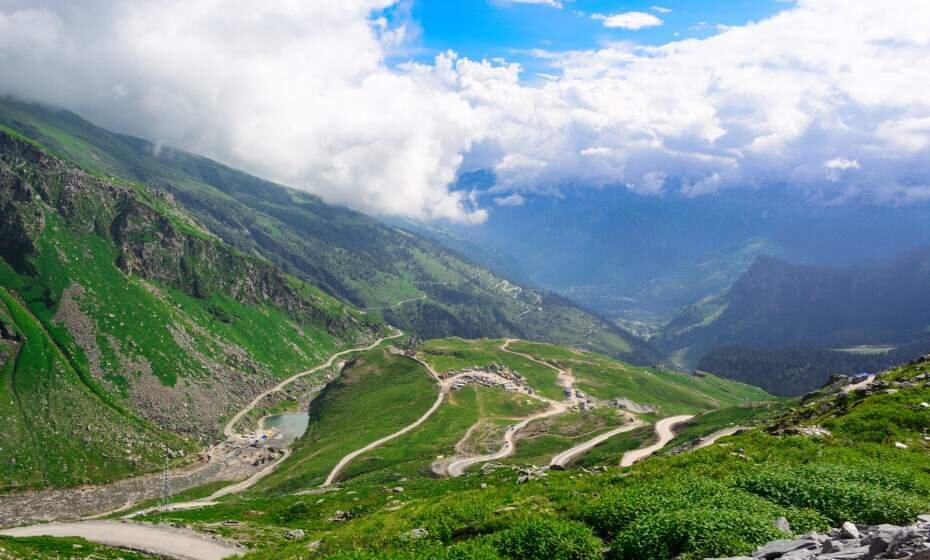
xmin=549 ymin=419 xmax=647 ymax=468
xmin=434 ymin=339 xmax=578 ymax=476
xmin=0 ymin=521 xmax=243 ymax=560
xmin=364 ymin=295 xmax=426 ymax=312
xmin=321 ymin=356 xmax=444 ymax=486
xmin=690 ymin=426 xmax=743 ymax=451
xmin=225 ymin=330 xmax=403 ymax=437
xmin=3 ymin=331 xmax=403 ymax=559
xmin=321 ymin=355 xmax=543 ymax=485
xmin=620 ymin=414 xmax=694 ymax=467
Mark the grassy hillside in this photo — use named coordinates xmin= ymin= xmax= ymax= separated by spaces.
xmin=244 ymin=338 xmax=770 ymax=494
xmin=0 ymin=97 xmax=658 ymax=365
xmin=121 ymin=356 xmax=930 ymax=560
xmin=0 ymin=131 xmax=382 ymax=490
xmin=256 ymin=348 xmax=439 ymax=494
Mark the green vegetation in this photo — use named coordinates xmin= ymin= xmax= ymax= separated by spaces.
xmin=255 ymin=348 xmax=439 ymax=493
xmin=127 ymin=357 xmax=930 ymax=560
xmin=505 ymin=408 xmax=630 ymax=466
xmin=0 ymin=130 xmax=380 ymax=489
xmin=344 ymin=385 xmax=547 ymax=485
xmin=0 ymin=97 xmax=658 ymax=365
xmin=0 ymin=536 xmax=158 ymax=559
xmin=663 ymin=400 xmax=792 ymax=451
xmin=419 ymin=338 xmax=567 ymax=399
xmin=504 ymin=340 xmax=769 ymax=416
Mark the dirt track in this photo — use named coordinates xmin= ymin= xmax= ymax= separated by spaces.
xmin=0 ymin=521 xmax=243 ymax=560
xmin=620 ymin=414 xmax=694 ymax=467
xmin=549 ymin=419 xmax=647 ymax=468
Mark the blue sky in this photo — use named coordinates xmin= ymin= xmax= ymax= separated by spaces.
xmin=392 ymin=0 xmax=792 ymax=74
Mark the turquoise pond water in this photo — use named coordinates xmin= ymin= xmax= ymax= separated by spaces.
xmin=263 ymin=413 xmax=310 ymax=444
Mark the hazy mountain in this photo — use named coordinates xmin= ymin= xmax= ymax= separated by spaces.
xmin=0 ymin=98 xmax=657 ymax=365
xmin=655 ymin=249 xmax=930 ymax=390
xmin=443 ymin=181 xmax=930 ymax=324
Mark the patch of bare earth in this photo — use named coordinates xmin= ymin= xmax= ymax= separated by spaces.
xmin=52 ymin=283 xmax=104 ymax=377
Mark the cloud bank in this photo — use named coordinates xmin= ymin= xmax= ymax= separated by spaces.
xmin=0 ymin=0 xmax=929 ymax=221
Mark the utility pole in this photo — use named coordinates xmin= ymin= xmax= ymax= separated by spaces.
xmin=161 ymin=452 xmax=170 ymax=511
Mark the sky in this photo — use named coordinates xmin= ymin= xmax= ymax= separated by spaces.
xmin=0 ymin=1 xmax=928 ymax=223
xmin=402 ymin=0 xmax=786 ymax=75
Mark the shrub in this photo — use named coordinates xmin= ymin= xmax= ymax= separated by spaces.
xmin=607 ymin=508 xmax=782 ymax=560
xmin=492 ymin=517 xmax=604 ymax=560
xmin=582 ymin=477 xmax=825 ymax=539
xmin=322 ymin=540 xmax=503 ymax=560
xmin=415 ymin=497 xmax=499 ymax=543
xmin=735 ymin=464 xmax=928 ymax=524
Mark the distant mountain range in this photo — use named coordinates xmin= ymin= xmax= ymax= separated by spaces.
xmin=443 ymin=178 xmax=930 ymax=324
xmin=655 ymin=250 xmax=930 ymax=393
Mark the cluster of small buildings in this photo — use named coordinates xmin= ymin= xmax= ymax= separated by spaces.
xmin=445 ymin=364 xmax=531 ymax=394
xmin=569 ymin=389 xmax=598 ymax=411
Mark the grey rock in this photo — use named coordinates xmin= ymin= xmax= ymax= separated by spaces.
xmin=402 ymin=528 xmax=429 ymax=540
xmin=818 ymin=546 xmax=869 ymax=559
xmin=840 ymin=522 xmax=860 ymax=540
xmin=285 ymin=529 xmax=305 ymax=540
xmin=328 ymin=510 xmax=351 ymax=523
xmin=753 ymin=538 xmax=818 ymax=559
xmin=820 ymin=539 xmax=841 ymax=554
xmin=775 ymin=517 xmax=792 ymax=533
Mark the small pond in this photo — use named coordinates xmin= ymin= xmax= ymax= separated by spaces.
xmin=263 ymin=413 xmax=310 ymax=445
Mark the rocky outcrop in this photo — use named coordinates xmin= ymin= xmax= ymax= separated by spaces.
xmin=710 ymin=516 xmax=930 ymax=559
xmin=0 ymin=131 xmax=369 ymax=336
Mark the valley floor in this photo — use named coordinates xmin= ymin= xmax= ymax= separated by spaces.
xmin=0 ymin=335 xmax=782 ymax=559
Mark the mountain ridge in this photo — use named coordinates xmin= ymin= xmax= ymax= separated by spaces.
xmin=0 ymin=97 xmax=658 ymax=365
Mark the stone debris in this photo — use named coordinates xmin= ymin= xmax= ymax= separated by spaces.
xmin=328 ymin=510 xmax=352 ymax=523
xmin=516 ymin=465 xmax=548 ymax=484
xmin=401 ymin=528 xmax=429 ymax=540
xmin=709 ymin=517 xmax=930 ymax=559
xmin=796 ymin=426 xmax=833 ymax=438
xmin=285 ymin=529 xmax=305 ymax=540
xmin=607 ymin=396 xmax=658 ymax=414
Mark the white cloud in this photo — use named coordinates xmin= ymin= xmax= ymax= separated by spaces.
xmin=825 ymin=158 xmax=860 ymax=171
xmin=0 ymin=0 xmax=487 ymax=223
xmin=1 ymin=0 xmax=929 ymax=220
xmin=494 ymin=193 xmax=526 ymax=206
xmin=495 ymin=0 xmax=563 ymax=8
xmin=651 ymin=6 xmax=671 ymax=14
xmin=592 ymin=11 xmax=664 ymax=30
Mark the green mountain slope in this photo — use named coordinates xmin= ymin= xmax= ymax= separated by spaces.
xmin=127 ymin=355 xmax=930 ymax=560
xmin=0 ymin=131 xmax=382 ymax=490
xmin=249 ymin=337 xmax=768 ymax=494
xmin=0 ymin=97 xmax=657 ymax=365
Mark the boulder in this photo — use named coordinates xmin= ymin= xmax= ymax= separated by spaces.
xmin=285 ymin=529 xmax=305 ymax=540
xmin=840 ymin=522 xmax=860 ymax=539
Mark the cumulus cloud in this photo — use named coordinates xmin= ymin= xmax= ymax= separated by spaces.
xmin=0 ymin=0 xmax=487 ymax=223
xmin=651 ymin=6 xmax=672 ymax=14
xmin=0 ymin=0 xmax=929 ymax=221
xmin=494 ymin=193 xmax=526 ymax=206
xmin=592 ymin=11 xmax=664 ymax=29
